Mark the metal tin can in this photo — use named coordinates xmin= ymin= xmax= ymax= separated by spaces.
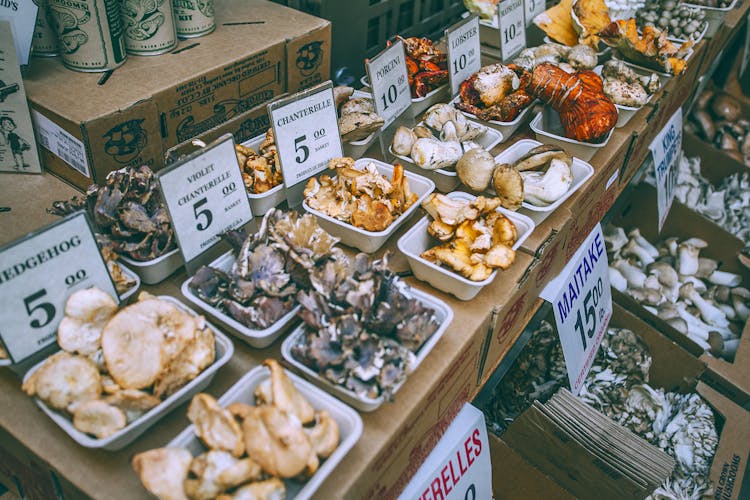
xmin=33 ymin=0 xmax=60 ymax=57
xmin=48 ymin=0 xmax=127 ymax=72
xmin=121 ymin=0 xmax=178 ymax=55
xmin=172 ymin=0 xmax=215 ymax=39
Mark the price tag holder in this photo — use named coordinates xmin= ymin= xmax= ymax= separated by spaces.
xmin=398 ymin=404 xmax=492 ymax=500
xmin=0 ymin=212 xmax=118 ymax=363
xmin=524 ymin=0 xmax=545 ymax=26
xmin=366 ymin=40 xmax=412 ymax=128
xmin=497 ymin=0 xmax=526 ymax=62
xmin=158 ymin=134 xmax=254 ymax=273
xmin=540 ymin=223 xmax=612 ymax=395
xmin=741 ymin=12 xmax=750 ymax=78
xmin=649 ymin=108 xmax=682 ymax=232
xmin=446 ymin=15 xmax=481 ymax=97
xmin=268 ymin=80 xmax=343 ymax=207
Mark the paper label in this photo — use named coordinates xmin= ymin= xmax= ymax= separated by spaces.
xmin=0 ymin=22 xmax=42 ymax=173
xmin=541 ymin=223 xmax=612 ymax=395
xmin=398 ymin=404 xmax=492 ymax=500
xmin=0 ymin=212 xmax=117 ymax=363
xmin=741 ymin=12 xmax=750 ymax=78
xmin=524 ymin=0 xmax=545 ymax=26
xmin=650 ymin=108 xmax=681 ymax=231
xmin=268 ymin=81 xmax=343 ymax=203
xmin=32 ymin=109 xmax=90 ymax=177
xmin=0 ymin=1 xmax=37 ymax=65
xmin=498 ymin=0 xmax=526 ymax=61
xmin=446 ymin=16 xmax=481 ymax=97
xmin=157 ymin=134 xmax=253 ymax=265
xmin=366 ymin=40 xmax=412 ymax=128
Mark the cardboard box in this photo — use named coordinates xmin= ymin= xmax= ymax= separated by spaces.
xmin=497 ymin=303 xmax=750 ymax=499
xmin=165 ymin=103 xmax=271 ymax=163
xmin=610 ymin=182 xmax=750 ymax=406
xmin=23 ymin=0 xmax=331 ymax=190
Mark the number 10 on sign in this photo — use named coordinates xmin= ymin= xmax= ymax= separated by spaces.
xmin=498 ymin=0 xmax=526 ymax=61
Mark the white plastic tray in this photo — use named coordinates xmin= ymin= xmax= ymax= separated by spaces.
xmin=493 ymin=139 xmax=595 ymax=212
xmin=529 ymin=109 xmax=613 ymax=161
xmin=117 ymin=261 xmax=141 ymax=303
xmin=682 ymin=0 xmax=737 ymax=37
xmin=451 ymin=94 xmax=533 ymax=141
xmin=593 ymin=65 xmax=662 ymax=128
xmin=281 ymin=287 xmax=453 ymax=411
xmin=241 ymin=133 xmax=286 ymax=216
xmin=360 ymin=75 xmax=450 ymax=116
xmin=22 ymin=296 xmax=234 ymax=450
xmin=120 ymin=247 xmax=183 ymax=285
xmin=302 ymin=158 xmax=435 ymax=253
xmin=397 ymin=191 xmax=535 ymax=300
xmin=389 ymin=120 xmax=503 ymax=193
xmin=168 ymin=365 xmax=363 ymax=500
xmin=342 ymin=89 xmax=382 ymax=159
xmin=181 ymin=251 xmax=301 ymax=348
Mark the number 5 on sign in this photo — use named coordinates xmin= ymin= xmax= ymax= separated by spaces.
xmin=540 ymin=223 xmax=612 ymax=395
xmin=0 ymin=212 xmax=118 ymax=363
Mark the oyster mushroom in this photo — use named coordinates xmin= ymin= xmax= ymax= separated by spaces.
xmin=492 ymin=164 xmax=524 ymax=210
xmin=305 ymin=410 xmax=340 ymax=458
xmin=520 ymin=158 xmax=573 ymax=206
xmin=132 ymin=448 xmax=192 ymax=500
xmin=260 ymin=359 xmax=315 ymax=424
xmin=456 ymin=148 xmax=496 ymax=192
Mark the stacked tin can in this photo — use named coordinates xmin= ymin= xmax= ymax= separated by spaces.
xmin=47 ymin=0 xmax=128 ymax=71
xmin=172 ymin=0 xmax=215 ymax=38
xmin=120 ymin=0 xmax=178 ymax=55
xmin=32 ymin=0 xmax=59 ymax=57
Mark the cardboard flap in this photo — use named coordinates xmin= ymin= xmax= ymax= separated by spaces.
xmin=504 ymin=405 xmax=658 ymax=500
xmin=697 ymin=381 xmax=750 ymax=500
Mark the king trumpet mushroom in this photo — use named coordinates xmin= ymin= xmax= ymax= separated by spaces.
xmin=679 ymin=282 xmax=729 ymax=328
xmin=677 ymin=238 xmax=708 ymax=276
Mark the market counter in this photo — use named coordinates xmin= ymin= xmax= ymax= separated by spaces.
xmin=2 ymin=2 xmax=750 ymax=496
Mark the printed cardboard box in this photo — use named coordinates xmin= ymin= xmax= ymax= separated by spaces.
xmin=23 ymin=0 xmax=330 ymax=190
xmin=610 ymin=182 xmax=750 ymax=407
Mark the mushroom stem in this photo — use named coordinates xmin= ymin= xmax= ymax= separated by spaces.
xmin=679 ymin=282 xmax=729 ymax=328
xmin=707 ymin=270 xmax=742 ymax=287
xmin=628 ymin=228 xmax=659 ymax=258
xmin=708 ymin=331 xmax=739 ymax=361
xmin=677 ymin=240 xmax=706 ymax=276
xmin=609 ymin=267 xmax=628 ymax=292
xmin=604 ymin=225 xmax=628 ymax=254
xmin=623 ymin=238 xmax=655 ymax=266
xmin=614 ymin=259 xmax=646 ymax=289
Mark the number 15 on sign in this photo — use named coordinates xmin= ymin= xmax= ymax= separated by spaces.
xmin=540 ymin=223 xmax=612 ymax=394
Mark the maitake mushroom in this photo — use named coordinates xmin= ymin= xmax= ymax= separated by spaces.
xmin=420 ymin=194 xmax=518 ymax=281
xmin=133 ymin=359 xmax=338 ymax=500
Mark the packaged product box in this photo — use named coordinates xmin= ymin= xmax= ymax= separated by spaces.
xmin=23 ymin=0 xmax=331 ymax=190
xmin=610 ymin=182 xmax=750 ymax=407
xmin=497 ymin=303 xmax=750 ymax=499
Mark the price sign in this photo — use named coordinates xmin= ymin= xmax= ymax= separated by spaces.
xmin=497 ymin=0 xmax=526 ymax=61
xmin=649 ymin=108 xmax=682 ymax=231
xmin=268 ymin=80 xmax=343 ymax=206
xmin=158 ymin=134 xmax=253 ymax=269
xmin=446 ymin=15 xmax=481 ymax=97
xmin=741 ymin=13 xmax=750 ymax=78
xmin=366 ymin=40 xmax=412 ymax=128
xmin=524 ymin=0 xmax=545 ymax=26
xmin=0 ymin=212 xmax=118 ymax=363
xmin=398 ymin=404 xmax=492 ymax=500
xmin=540 ymin=223 xmax=612 ymax=395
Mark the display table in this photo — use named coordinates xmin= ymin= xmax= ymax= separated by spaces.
xmin=0 ymin=1 xmax=749 ymax=497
